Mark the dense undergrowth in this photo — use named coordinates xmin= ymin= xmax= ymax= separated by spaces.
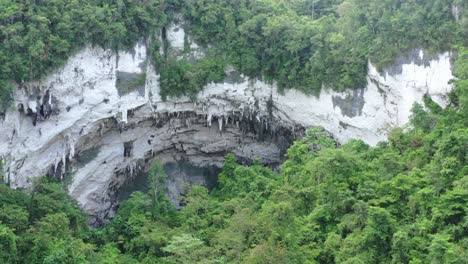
xmin=1 ymin=0 xmax=467 ymax=108
xmin=180 ymin=0 xmax=466 ymax=94
xmin=0 ymin=0 xmax=179 ymax=109
xmin=0 ymin=1 xmax=467 ymax=263
xmin=0 ymin=47 xmax=467 ymax=264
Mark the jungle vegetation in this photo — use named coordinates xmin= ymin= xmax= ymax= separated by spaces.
xmin=0 ymin=0 xmax=467 ymax=263
xmin=0 ymin=46 xmax=467 ymax=264
xmin=1 ymin=0 xmax=467 ymax=107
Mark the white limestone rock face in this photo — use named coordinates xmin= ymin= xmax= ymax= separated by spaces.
xmin=165 ymin=16 xmax=205 ymax=61
xmin=155 ymin=50 xmax=453 ymax=146
xmin=0 ymin=33 xmax=454 ymax=222
xmin=0 ymin=42 xmax=148 ymax=188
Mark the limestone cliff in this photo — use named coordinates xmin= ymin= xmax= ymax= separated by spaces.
xmin=0 ymin=24 xmax=454 ymax=224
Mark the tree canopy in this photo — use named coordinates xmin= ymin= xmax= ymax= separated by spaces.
xmin=1 ymin=48 xmax=467 ymax=263
xmin=1 ymin=0 xmax=466 ymax=107
xmin=0 ymin=1 xmax=467 ymax=263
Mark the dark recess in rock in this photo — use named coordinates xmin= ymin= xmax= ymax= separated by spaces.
xmin=224 ymin=69 xmax=245 ymax=84
xmin=76 ymin=147 xmax=100 ymax=168
xmin=339 ymin=121 xmax=350 ymax=129
xmin=124 ymin=142 xmax=133 ymax=158
xmin=63 ymin=106 xmax=307 ymax=226
xmin=116 ymin=71 xmax=146 ymax=96
xmin=384 ymin=49 xmax=444 ymax=76
xmin=332 ymin=88 xmax=365 ymax=118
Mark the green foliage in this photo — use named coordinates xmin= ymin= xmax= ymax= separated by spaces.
xmin=216 ymin=154 xmax=280 ymax=202
xmin=161 ymin=233 xmax=210 ymax=264
xmin=80 ymin=48 xmax=465 ymax=263
xmin=159 ymin=55 xmax=226 ymax=100
xmin=24 ymin=213 xmax=92 ymax=264
xmin=0 ymin=178 xmax=92 ymax=264
xmin=0 ymin=80 xmax=13 ymax=111
xmin=0 ymin=224 xmax=17 ymax=264
xmin=147 ymin=162 xmax=175 ymax=221
xmin=410 ymin=103 xmax=437 ymax=133
xmin=1 ymin=0 xmax=465 ymax=107
xmin=450 ymin=47 xmax=468 ymax=119
xmin=181 ymin=0 xmax=465 ymax=93
xmin=1 ymin=63 xmax=467 ymax=263
xmin=116 ymin=72 xmax=147 ymax=95
xmin=90 ymin=244 xmax=138 ymax=264
xmin=0 ymin=2 xmax=466 ymax=263
xmin=0 ymin=0 xmax=175 ymax=109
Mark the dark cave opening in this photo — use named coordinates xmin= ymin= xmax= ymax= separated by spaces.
xmin=117 ymin=160 xmax=221 ymax=208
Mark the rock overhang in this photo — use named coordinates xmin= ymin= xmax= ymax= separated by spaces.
xmin=0 ymin=23 xmax=455 ymax=223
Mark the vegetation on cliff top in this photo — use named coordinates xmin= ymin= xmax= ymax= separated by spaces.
xmin=1 ymin=0 xmax=467 ymax=107
xmin=0 ymin=2 xmax=467 ymax=262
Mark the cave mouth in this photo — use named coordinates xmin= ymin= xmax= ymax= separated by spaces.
xmin=117 ymin=160 xmax=221 ymax=208
xmin=63 ymin=109 xmax=306 ymax=226
xmin=111 ymin=111 xmax=306 ymax=213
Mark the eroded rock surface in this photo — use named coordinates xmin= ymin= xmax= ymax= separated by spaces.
xmin=0 ymin=24 xmax=454 ymax=223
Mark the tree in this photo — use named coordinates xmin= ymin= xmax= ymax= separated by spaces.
xmin=0 ymin=204 xmax=29 ymax=232
xmin=410 ymin=103 xmax=436 ymax=133
xmin=428 ymin=234 xmax=464 ymax=264
xmin=162 ymin=233 xmax=214 ymax=264
xmin=0 ymin=224 xmax=17 ymax=264
xmin=23 ymin=213 xmax=92 ymax=264
xmin=147 ymin=161 xmax=173 ymax=220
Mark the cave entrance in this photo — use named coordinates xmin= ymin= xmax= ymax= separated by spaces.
xmin=117 ymin=160 xmax=221 ymax=208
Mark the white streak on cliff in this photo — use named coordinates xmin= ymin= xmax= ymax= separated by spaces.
xmin=0 ymin=28 xmax=454 ymax=221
